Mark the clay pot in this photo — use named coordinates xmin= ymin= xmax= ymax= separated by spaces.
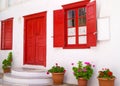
xmin=78 ymin=78 xmax=88 ymax=86
xmin=52 ymin=73 xmax=64 ymax=85
xmin=3 ymin=67 xmax=11 ymax=73
xmin=98 ymin=78 xmax=115 ymax=86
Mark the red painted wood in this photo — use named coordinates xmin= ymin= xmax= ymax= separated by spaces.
xmin=62 ymin=1 xmax=89 ymax=10
xmin=64 ymin=8 xmax=90 ymax=48
xmin=86 ymin=1 xmax=97 ymax=46
xmin=1 ymin=18 xmax=13 ymax=50
xmin=53 ymin=9 xmax=65 ymax=47
xmin=24 ymin=12 xmax=46 ymax=66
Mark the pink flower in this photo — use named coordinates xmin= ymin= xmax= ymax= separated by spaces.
xmin=83 ymin=68 xmax=87 ymax=72
xmin=56 ymin=63 xmax=58 ymax=66
xmin=93 ymin=65 xmax=95 ymax=67
xmin=102 ymin=68 xmax=104 ymax=70
xmin=84 ymin=62 xmax=90 ymax=65
xmin=64 ymin=70 xmax=66 ymax=73
xmin=46 ymin=72 xmax=49 ymax=75
xmin=71 ymin=63 xmax=74 ymax=65
xmin=78 ymin=69 xmax=81 ymax=72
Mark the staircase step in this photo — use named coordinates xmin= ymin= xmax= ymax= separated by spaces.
xmin=3 ymin=67 xmax=53 ymax=85
xmin=11 ymin=67 xmax=49 ymax=77
xmin=3 ymin=73 xmax=52 ymax=85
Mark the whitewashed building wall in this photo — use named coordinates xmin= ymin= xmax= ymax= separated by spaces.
xmin=0 ymin=0 xmax=120 ymax=86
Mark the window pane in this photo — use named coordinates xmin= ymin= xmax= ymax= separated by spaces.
xmin=68 ymin=37 xmax=76 ymax=44
xmin=79 ymin=26 xmax=87 ymax=35
xmin=79 ymin=36 xmax=87 ymax=44
xmin=79 ymin=8 xmax=86 ymax=16
xmin=67 ymin=10 xmax=75 ymax=18
xmin=79 ymin=17 xmax=86 ymax=26
xmin=68 ymin=27 xmax=76 ymax=36
xmin=68 ymin=19 xmax=75 ymax=27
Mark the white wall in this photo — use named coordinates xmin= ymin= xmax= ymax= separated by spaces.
xmin=0 ymin=0 xmax=120 ymax=86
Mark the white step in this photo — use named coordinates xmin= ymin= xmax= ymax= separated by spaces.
xmin=11 ymin=67 xmax=48 ymax=77
xmin=3 ymin=68 xmax=53 ymax=85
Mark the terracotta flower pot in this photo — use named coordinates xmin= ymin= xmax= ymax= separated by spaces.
xmin=78 ymin=78 xmax=88 ymax=86
xmin=98 ymin=78 xmax=115 ymax=86
xmin=3 ymin=67 xmax=11 ymax=73
xmin=52 ymin=73 xmax=64 ymax=85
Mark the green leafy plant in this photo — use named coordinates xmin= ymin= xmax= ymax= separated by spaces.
xmin=72 ymin=61 xmax=94 ymax=80
xmin=7 ymin=52 xmax=12 ymax=62
xmin=48 ymin=63 xmax=65 ymax=73
xmin=2 ymin=52 xmax=12 ymax=70
xmin=98 ymin=68 xmax=115 ymax=79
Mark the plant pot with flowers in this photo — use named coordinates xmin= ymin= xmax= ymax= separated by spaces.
xmin=47 ymin=63 xmax=66 ymax=85
xmin=97 ymin=68 xmax=115 ymax=86
xmin=2 ymin=52 xmax=12 ymax=73
xmin=72 ymin=61 xmax=94 ymax=86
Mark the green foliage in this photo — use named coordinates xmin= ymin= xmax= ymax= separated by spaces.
xmin=7 ymin=52 xmax=12 ymax=61
xmin=98 ymin=68 xmax=115 ymax=79
xmin=72 ymin=61 xmax=94 ymax=80
xmin=48 ymin=63 xmax=65 ymax=73
xmin=2 ymin=52 xmax=12 ymax=70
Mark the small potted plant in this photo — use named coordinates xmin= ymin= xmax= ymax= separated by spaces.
xmin=97 ymin=68 xmax=115 ymax=86
xmin=72 ymin=61 xmax=94 ymax=86
xmin=47 ymin=63 xmax=66 ymax=85
xmin=2 ymin=52 xmax=12 ymax=73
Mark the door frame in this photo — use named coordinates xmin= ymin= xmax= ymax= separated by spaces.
xmin=23 ymin=11 xmax=47 ymax=66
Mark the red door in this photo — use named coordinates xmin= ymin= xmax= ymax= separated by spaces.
xmin=24 ymin=12 xmax=46 ymax=66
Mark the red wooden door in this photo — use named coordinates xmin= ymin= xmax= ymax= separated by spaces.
xmin=24 ymin=12 xmax=46 ymax=66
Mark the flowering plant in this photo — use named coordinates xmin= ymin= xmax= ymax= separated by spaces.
xmin=72 ymin=61 xmax=94 ymax=80
xmin=48 ymin=63 xmax=65 ymax=73
xmin=98 ymin=68 xmax=115 ymax=79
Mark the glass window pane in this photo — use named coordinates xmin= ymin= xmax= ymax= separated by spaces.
xmin=79 ymin=36 xmax=87 ymax=44
xmin=68 ymin=19 xmax=75 ymax=27
xmin=79 ymin=8 xmax=86 ymax=16
xmin=79 ymin=17 xmax=86 ymax=26
xmin=68 ymin=27 xmax=76 ymax=36
xmin=79 ymin=26 xmax=87 ymax=35
xmin=68 ymin=37 xmax=76 ymax=44
xmin=67 ymin=10 xmax=75 ymax=18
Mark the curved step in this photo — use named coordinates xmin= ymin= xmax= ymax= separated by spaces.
xmin=11 ymin=67 xmax=49 ymax=77
xmin=3 ymin=73 xmax=53 ymax=85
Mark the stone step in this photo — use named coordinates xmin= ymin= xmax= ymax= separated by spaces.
xmin=11 ymin=67 xmax=49 ymax=77
xmin=3 ymin=68 xmax=52 ymax=85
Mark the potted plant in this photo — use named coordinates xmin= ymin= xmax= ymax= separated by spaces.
xmin=2 ymin=52 xmax=12 ymax=73
xmin=72 ymin=61 xmax=94 ymax=86
xmin=47 ymin=63 xmax=66 ymax=85
xmin=97 ymin=68 xmax=115 ymax=86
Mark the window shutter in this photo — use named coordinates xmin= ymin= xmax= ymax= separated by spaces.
xmin=86 ymin=1 xmax=97 ymax=46
xmin=1 ymin=18 xmax=13 ymax=50
xmin=1 ymin=21 xmax=4 ymax=49
xmin=53 ymin=9 xmax=64 ymax=47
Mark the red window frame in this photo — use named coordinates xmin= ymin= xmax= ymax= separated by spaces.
xmin=65 ymin=7 xmax=89 ymax=49
xmin=63 ymin=1 xmax=96 ymax=49
xmin=53 ymin=1 xmax=97 ymax=49
xmin=1 ymin=18 xmax=13 ymax=50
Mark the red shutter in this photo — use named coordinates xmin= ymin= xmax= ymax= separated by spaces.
xmin=1 ymin=18 xmax=13 ymax=50
xmin=0 ymin=23 xmax=1 ymax=50
xmin=1 ymin=21 xmax=4 ymax=49
xmin=53 ymin=9 xmax=64 ymax=47
xmin=86 ymin=1 xmax=97 ymax=46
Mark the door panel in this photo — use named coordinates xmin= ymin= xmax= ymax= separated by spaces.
xmin=24 ymin=12 xmax=46 ymax=66
xmin=26 ymin=19 xmax=36 ymax=64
